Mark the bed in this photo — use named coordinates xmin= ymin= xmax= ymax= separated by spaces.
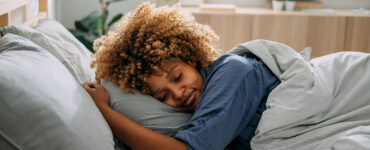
xmin=0 ymin=1 xmax=191 ymax=149
xmin=1 ymin=0 xmax=369 ymax=150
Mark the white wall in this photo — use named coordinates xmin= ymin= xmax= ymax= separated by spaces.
xmin=56 ymin=0 xmax=146 ymax=28
xmin=320 ymin=0 xmax=370 ymax=9
xmin=48 ymin=0 xmax=57 ymax=20
xmin=206 ymin=0 xmax=370 ymax=9
xmin=56 ymin=0 xmax=370 ymax=28
xmin=206 ymin=0 xmax=268 ymax=7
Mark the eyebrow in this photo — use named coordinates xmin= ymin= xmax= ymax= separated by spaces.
xmin=152 ymin=65 xmax=178 ymax=96
xmin=166 ymin=65 xmax=178 ymax=79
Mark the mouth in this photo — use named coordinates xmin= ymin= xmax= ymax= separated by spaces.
xmin=181 ymin=89 xmax=196 ymax=108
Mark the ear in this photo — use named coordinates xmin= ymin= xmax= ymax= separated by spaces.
xmin=187 ymin=61 xmax=197 ymax=68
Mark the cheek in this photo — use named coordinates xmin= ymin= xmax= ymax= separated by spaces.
xmin=163 ymin=98 xmax=177 ymax=107
xmin=146 ymin=75 xmax=164 ymax=93
xmin=185 ymin=73 xmax=202 ymax=88
xmin=194 ymin=73 xmax=204 ymax=89
xmin=196 ymin=90 xmax=202 ymax=101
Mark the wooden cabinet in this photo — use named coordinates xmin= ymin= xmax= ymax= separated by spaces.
xmin=194 ymin=14 xmax=253 ymax=51
xmin=183 ymin=7 xmax=370 ymax=58
xmin=251 ymin=15 xmax=310 ymax=53
xmin=306 ymin=16 xmax=347 ymax=57
xmin=345 ymin=16 xmax=370 ymax=53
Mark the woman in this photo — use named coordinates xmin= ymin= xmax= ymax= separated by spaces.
xmin=84 ymin=2 xmax=280 ymax=150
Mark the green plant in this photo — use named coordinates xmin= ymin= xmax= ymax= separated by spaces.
xmin=69 ymin=0 xmax=125 ymax=52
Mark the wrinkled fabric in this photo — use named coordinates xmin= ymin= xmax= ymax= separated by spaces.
xmin=175 ymin=53 xmax=280 ymax=150
xmin=229 ymin=40 xmax=370 ymax=150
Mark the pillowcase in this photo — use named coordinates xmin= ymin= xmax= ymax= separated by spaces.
xmin=0 ymin=19 xmax=95 ymax=85
xmin=102 ymin=80 xmax=192 ymax=137
xmin=0 ymin=34 xmax=114 ymax=150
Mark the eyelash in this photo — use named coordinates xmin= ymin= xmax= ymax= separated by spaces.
xmin=159 ymin=93 xmax=167 ymax=102
xmin=175 ymin=73 xmax=182 ymax=82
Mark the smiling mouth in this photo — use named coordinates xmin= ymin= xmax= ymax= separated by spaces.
xmin=181 ymin=89 xmax=196 ymax=108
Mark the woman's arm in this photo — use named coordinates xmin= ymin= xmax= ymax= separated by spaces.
xmin=84 ymin=82 xmax=187 ymax=150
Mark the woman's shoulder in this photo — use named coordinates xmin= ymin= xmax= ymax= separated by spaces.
xmin=210 ymin=53 xmax=262 ymax=72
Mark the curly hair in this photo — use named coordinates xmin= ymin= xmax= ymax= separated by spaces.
xmin=91 ymin=2 xmax=221 ymax=94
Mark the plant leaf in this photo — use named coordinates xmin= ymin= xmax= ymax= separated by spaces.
xmin=102 ymin=10 xmax=109 ymax=25
xmin=68 ymin=29 xmax=95 ymax=52
xmin=75 ymin=21 xmax=88 ymax=32
xmin=108 ymin=13 xmax=123 ymax=28
xmin=98 ymin=10 xmax=109 ymax=32
xmin=78 ymin=11 xmax=100 ymax=31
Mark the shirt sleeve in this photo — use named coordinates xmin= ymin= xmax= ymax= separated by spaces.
xmin=174 ymin=54 xmax=272 ymax=150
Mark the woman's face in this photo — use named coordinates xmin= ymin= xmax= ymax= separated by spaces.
xmin=146 ymin=61 xmax=204 ymax=112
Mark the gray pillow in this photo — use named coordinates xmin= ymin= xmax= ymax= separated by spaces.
xmin=0 ymin=34 xmax=114 ymax=150
xmin=102 ymin=80 xmax=192 ymax=136
xmin=0 ymin=19 xmax=95 ymax=85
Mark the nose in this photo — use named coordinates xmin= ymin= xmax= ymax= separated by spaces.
xmin=170 ymin=84 xmax=184 ymax=101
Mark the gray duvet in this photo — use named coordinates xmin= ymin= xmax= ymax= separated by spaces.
xmin=229 ymin=40 xmax=370 ymax=150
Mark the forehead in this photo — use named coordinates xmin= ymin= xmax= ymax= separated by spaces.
xmin=154 ymin=60 xmax=185 ymax=74
xmin=146 ymin=61 xmax=186 ymax=86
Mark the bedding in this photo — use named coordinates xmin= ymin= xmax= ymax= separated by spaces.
xmin=0 ymin=19 xmax=95 ymax=85
xmin=229 ymin=40 xmax=370 ymax=150
xmin=0 ymin=34 xmax=114 ymax=150
xmin=0 ymin=17 xmax=368 ymax=149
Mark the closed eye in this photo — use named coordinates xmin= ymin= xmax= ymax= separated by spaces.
xmin=175 ymin=73 xmax=182 ymax=82
xmin=159 ymin=93 xmax=167 ymax=102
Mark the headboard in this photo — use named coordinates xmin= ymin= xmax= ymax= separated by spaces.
xmin=0 ymin=0 xmax=48 ymax=29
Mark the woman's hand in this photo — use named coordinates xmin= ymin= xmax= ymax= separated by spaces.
xmin=83 ymin=80 xmax=110 ymax=110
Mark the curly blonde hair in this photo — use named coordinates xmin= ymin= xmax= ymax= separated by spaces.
xmin=91 ymin=2 xmax=221 ymax=94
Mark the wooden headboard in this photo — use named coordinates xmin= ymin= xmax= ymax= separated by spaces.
xmin=0 ymin=0 xmax=48 ymax=28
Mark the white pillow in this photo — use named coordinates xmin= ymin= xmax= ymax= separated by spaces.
xmin=0 ymin=19 xmax=94 ymax=85
xmin=0 ymin=34 xmax=114 ymax=150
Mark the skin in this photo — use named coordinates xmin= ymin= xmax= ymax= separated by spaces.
xmin=83 ymin=60 xmax=204 ymax=149
xmin=146 ymin=61 xmax=204 ymax=112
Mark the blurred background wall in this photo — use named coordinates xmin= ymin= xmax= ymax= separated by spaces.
xmin=53 ymin=0 xmax=145 ymax=28
xmin=206 ymin=0 xmax=370 ymax=8
xmin=52 ymin=0 xmax=370 ymax=28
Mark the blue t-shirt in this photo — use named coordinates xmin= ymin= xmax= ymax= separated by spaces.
xmin=174 ymin=53 xmax=280 ymax=150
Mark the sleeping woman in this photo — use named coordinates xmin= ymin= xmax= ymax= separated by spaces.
xmin=83 ymin=2 xmax=280 ymax=150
